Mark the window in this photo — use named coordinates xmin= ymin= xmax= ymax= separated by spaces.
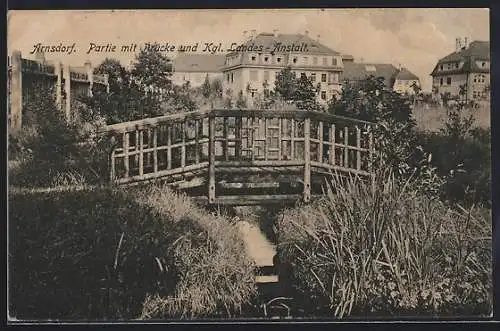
xmin=446 ymin=77 xmax=451 ymax=85
xmin=227 ymin=74 xmax=230 ymax=83
xmin=440 ymin=78 xmax=443 ymax=86
xmin=474 ymin=75 xmax=477 ymax=83
xmin=276 ymin=57 xmax=282 ymax=63
xmin=322 ymin=57 xmax=328 ymax=65
xmin=231 ymin=73 xmax=234 ymax=83
xmin=310 ymin=73 xmax=316 ymax=82
xmin=313 ymin=57 xmax=318 ymax=65
xmin=250 ymin=70 xmax=258 ymax=81
xmin=293 ymin=57 xmax=298 ymax=64
xmin=263 ymin=70 xmax=270 ymax=81
xmin=251 ymin=55 xmax=256 ymax=61
xmin=264 ymin=56 xmax=269 ymax=62
xmin=321 ymin=91 xmax=326 ymax=100
xmin=332 ymin=57 xmax=338 ymax=66
xmin=321 ymin=73 xmax=327 ymax=83
xmin=440 ymin=65 xmax=443 ymax=70
xmin=482 ymin=62 xmax=486 ymax=67
xmin=300 ymin=72 xmax=307 ymax=79
xmin=275 ymin=71 xmax=280 ymax=80
xmin=455 ymin=62 xmax=459 ymax=69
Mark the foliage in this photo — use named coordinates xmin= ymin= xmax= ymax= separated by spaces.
xmin=162 ymin=81 xmax=198 ymax=114
xmin=9 ymin=184 xmax=256 ymax=320
xmin=236 ymin=91 xmax=247 ymax=109
xmin=9 ymin=86 xmax=110 ymax=188
xmin=130 ymin=44 xmax=173 ymax=94
xmin=201 ymin=74 xmax=212 ymax=99
xmin=276 ymin=170 xmax=492 ymax=318
xmin=274 ymin=66 xmax=298 ymax=103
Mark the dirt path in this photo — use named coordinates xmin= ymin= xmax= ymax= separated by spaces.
xmin=236 ymin=220 xmax=276 ymax=267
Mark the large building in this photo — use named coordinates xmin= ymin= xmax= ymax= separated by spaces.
xmin=171 ymin=53 xmax=226 ymax=88
xmin=430 ymin=39 xmax=490 ymax=101
xmin=222 ymin=30 xmax=344 ymax=105
xmin=343 ymin=62 xmax=421 ymax=94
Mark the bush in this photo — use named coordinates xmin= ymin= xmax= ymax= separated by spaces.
xmin=9 ymin=184 xmax=256 ymax=320
xmin=8 ymin=88 xmax=111 ymax=188
xmin=276 ymin=170 xmax=492 ymax=318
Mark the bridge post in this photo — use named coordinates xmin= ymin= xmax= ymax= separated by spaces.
xmin=208 ymin=115 xmax=216 ymax=204
xmin=303 ymin=117 xmax=311 ymax=203
xmin=235 ymin=117 xmax=242 ymax=158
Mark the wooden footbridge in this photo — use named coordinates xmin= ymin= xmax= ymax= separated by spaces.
xmin=102 ymin=109 xmax=376 ymax=206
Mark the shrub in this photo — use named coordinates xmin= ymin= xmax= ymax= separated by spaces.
xmin=276 ymin=170 xmax=492 ymax=318
xmin=9 ymin=184 xmax=256 ymax=320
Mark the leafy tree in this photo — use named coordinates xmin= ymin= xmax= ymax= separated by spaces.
xmin=163 ymin=81 xmax=197 ymax=113
xmin=211 ymin=78 xmax=223 ymax=99
xmin=201 ymin=74 xmax=211 ymax=99
xmin=274 ymin=66 xmax=298 ymax=102
xmin=235 ymin=91 xmax=247 ymax=109
xmin=130 ymin=44 xmax=173 ymax=94
xmin=294 ymin=74 xmax=319 ymax=110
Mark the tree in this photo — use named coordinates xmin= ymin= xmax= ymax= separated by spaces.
xmin=294 ymin=75 xmax=319 ymax=110
xmin=130 ymin=44 xmax=173 ymax=94
xmin=211 ymin=79 xmax=223 ymax=99
xmin=236 ymin=91 xmax=247 ymax=109
xmin=202 ymin=74 xmax=211 ymax=99
xmin=274 ymin=66 xmax=298 ymax=102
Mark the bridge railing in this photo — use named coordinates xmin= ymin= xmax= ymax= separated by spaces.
xmin=102 ymin=109 xmax=376 ymax=203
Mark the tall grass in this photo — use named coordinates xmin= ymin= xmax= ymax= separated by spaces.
xmin=277 ymin=170 xmax=492 ymax=318
xmin=9 ymin=184 xmax=256 ymax=320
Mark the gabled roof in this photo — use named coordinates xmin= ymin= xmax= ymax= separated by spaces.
xmin=173 ymin=53 xmax=226 ymax=73
xmin=343 ymin=63 xmax=420 ymax=88
xmin=343 ymin=63 xmax=398 ymax=87
xmin=394 ymin=68 xmax=419 ymax=81
xmin=228 ymin=32 xmax=340 ymax=56
xmin=431 ymin=40 xmax=490 ymax=76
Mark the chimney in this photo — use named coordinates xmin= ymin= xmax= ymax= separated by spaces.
xmin=456 ymin=37 xmax=463 ymax=52
xmin=273 ymin=29 xmax=278 ymax=37
xmin=304 ymin=30 xmax=309 ymax=37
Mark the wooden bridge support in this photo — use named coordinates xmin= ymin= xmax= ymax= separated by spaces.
xmin=208 ymin=115 xmax=216 ymax=204
xmin=303 ymin=117 xmax=311 ymax=203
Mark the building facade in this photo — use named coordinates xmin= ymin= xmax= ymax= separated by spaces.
xmin=430 ymin=39 xmax=490 ymax=102
xmin=222 ymin=31 xmax=343 ymax=105
xmin=171 ymin=53 xmax=225 ymax=88
xmin=343 ymin=62 xmax=420 ymax=94
xmin=8 ymin=50 xmax=109 ymax=133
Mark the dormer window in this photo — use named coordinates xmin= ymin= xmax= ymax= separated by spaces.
xmin=293 ymin=57 xmax=298 ymax=64
xmin=440 ymin=65 xmax=443 ymax=70
xmin=482 ymin=62 xmax=486 ymax=67
xmin=251 ymin=56 xmax=256 ymax=61
xmin=276 ymin=57 xmax=282 ymax=63
xmin=264 ymin=56 xmax=269 ymax=62
xmin=455 ymin=63 xmax=459 ymax=69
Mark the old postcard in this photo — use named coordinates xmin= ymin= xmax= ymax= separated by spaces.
xmin=7 ymin=9 xmax=492 ymax=322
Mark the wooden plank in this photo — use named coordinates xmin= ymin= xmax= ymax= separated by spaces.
xmin=223 ymin=117 xmax=228 ymax=161
xmin=208 ymin=116 xmax=216 ymax=203
xmin=310 ymin=161 xmax=372 ymax=177
xmin=329 ymin=124 xmax=335 ymax=165
xmin=318 ymin=121 xmax=323 ymax=163
xmin=344 ymin=126 xmax=349 ymax=168
xmin=153 ymin=126 xmax=158 ymax=172
xmin=138 ymin=129 xmax=144 ymax=176
xmin=291 ymin=118 xmax=295 ymax=160
xmin=214 ymin=160 xmax=305 ymax=167
xmin=219 ymin=182 xmax=281 ymax=189
xmin=235 ymin=117 xmax=242 ymax=158
xmin=167 ymin=125 xmax=172 ymax=170
xmin=356 ymin=126 xmax=361 ymax=171
xmin=123 ymin=131 xmax=129 ymax=178
xmin=303 ymin=117 xmax=311 ymax=203
xmin=195 ymin=119 xmax=200 ymax=164
xmin=278 ymin=118 xmax=282 ymax=161
xmin=251 ymin=118 xmax=256 ymax=161
xmin=264 ymin=118 xmax=268 ymax=161
xmin=115 ymin=162 xmax=209 ymax=185
xmin=110 ymin=148 xmax=116 ymax=182
xmin=181 ymin=120 xmax=186 ymax=168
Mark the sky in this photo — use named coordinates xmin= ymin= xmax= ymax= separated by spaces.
xmin=7 ymin=8 xmax=490 ymax=92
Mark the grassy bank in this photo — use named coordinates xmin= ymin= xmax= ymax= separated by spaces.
xmin=9 ymin=184 xmax=256 ymax=320
xmin=276 ymin=172 xmax=492 ymax=318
